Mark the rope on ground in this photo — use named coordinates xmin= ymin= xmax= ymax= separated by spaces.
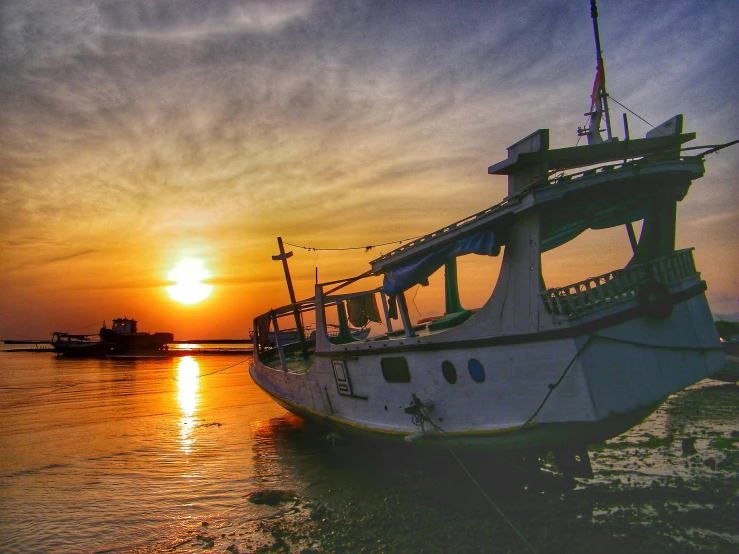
xmin=446 ymin=448 xmax=539 ymax=554
xmin=413 ymin=407 xmax=539 ymax=554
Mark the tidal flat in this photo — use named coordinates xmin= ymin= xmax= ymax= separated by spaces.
xmin=145 ymin=382 xmax=738 ymax=554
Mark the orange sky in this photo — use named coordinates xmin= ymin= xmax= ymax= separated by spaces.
xmin=1 ymin=1 xmax=737 ymax=340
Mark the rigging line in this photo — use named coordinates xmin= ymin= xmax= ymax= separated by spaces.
xmin=682 ymin=139 xmax=739 ymax=156
xmin=521 ymin=333 xmax=722 ymax=431
xmin=522 ymin=335 xmax=596 ymax=429
xmin=411 ymin=285 xmax=422 ymax=318
xmin=284 ymin=235 xmax=421 ymax=253
xmin=589 ymin=334 xmax=724 ymax=352
xmin=414 ymin=406 xmax=539 ymax=554
xmin=65 ymin=321 xmax=103 ymax=333
xmin=607 ymin=95 xmax=655 ymax=130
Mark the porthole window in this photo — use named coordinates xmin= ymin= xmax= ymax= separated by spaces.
xmin=381 ymin=357 xmax=411 ymax=383
xmin=468 ymin=359 xmax=485 ymax=383
xmin=441 ymin=361 xmax=457 ymax=384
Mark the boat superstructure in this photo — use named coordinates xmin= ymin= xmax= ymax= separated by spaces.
xmin=99 ymin=318 xmax=174 ymax=353
xmin=249 ymin=4 xmax=730 ymax=471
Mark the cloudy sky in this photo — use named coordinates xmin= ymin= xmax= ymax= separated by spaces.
xmin=1 ymin=0 xmax=737 ymax=339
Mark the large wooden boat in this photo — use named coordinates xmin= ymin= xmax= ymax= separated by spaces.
xmin=249 ymin=3 xmax=730 ymax=475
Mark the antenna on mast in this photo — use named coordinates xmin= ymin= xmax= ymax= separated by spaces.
xmin=590 ymin=0 xmax=613 ymax=141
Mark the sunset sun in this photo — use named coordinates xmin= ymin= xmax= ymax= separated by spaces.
xmin=167 ymin=259 xmax=213 ymax=305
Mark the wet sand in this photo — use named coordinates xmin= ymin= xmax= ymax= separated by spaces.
xmin=140 ymin=380 xmax=738 ymax=554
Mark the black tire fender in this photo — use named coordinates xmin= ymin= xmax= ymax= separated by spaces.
xmin=638 ymin=281 xmax=673 ymax=319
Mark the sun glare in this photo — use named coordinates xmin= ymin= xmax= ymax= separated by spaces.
xmin=167 ymin=258 xmax=213 ymax=305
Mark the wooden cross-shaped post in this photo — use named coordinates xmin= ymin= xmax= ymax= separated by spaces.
xmin=272 ymin=237 xmax=309 ymax=359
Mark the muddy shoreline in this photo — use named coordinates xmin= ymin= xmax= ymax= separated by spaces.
xmin=140 ymin=380 xmax=737 ymax=553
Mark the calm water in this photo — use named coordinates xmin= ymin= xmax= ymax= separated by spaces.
xmin=1 ymin=348 xmax=737 ymax=553
xmin=0 ymin=349 xmax=292 ymax=552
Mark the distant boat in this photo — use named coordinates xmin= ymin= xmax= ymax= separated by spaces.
xmin=99 ymin=318 xmax=174 ymax=354
xmin=249 ymin=1 xmax=732 ymax=480
xmin=51 ymin=333 xmax=112 ymax=357
xmin=52 ymin=318 xmax=174 ymax=357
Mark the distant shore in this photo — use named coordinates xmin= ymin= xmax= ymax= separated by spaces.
xmin=2 ymin=339 xmax=253 ymax=356
xmin=4 ymin=339 xmax=253 ymax=345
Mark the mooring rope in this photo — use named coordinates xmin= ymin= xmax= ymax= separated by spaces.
xmin=522 ymin=335 xmax=596 ymax=428
xmin=172 ymin=357 xmax=251 ymax=381
xmin=446 ymin=447 xmax=539 ymax=554
xmin=412 ymin=406 xmax=539 ymax=554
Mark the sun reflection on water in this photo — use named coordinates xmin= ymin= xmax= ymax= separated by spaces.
xmin=176 ymin=356 xmax=200 ymax=454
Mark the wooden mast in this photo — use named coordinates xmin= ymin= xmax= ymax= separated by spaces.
xmin=590 ymin=0 xmax=613 ymax=141
xmin=272 ymin=237 xmax=309 ymax=359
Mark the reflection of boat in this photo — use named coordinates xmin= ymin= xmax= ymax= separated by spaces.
xmin=51 ymin=333 xmax=112 ymax=357
xmin=99 ymin=318 xmax=174 ymax=354
xmin=249 ymin=3 xmax=730 ymax=476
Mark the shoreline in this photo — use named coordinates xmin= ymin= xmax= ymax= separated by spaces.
xmin=2 ymin=348 xmax=253 ymax=356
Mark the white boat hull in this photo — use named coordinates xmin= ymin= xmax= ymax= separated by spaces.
xmin=250 ymin=285 xmax=724 ymax=451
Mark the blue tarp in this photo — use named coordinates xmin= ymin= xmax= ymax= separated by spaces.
xmin=540 ymin=198 xmax=648 ymax=252
xmin=382 ymin=231 xmax=500 ymax=295
xmin=381 ymin=198 xmax=645 ymax=295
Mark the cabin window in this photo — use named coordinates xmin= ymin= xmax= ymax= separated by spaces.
xmin=402 ymin=253 xmax=502 ymax=331
xmin=381 ymin=357 xmax=411 ymax=383
xmin=540 ymin=223 xmax=642 ymax=292
xmin=468 ymin=359 xmax=485 ymax=383
xmin=441 ymin=361 xmax=457 ymax=384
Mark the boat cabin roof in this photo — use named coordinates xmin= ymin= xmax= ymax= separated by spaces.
xmin=370 ymin=130 xmax=700 ymax=275
xmin=488 ymin=132 xmax=695 ymax=175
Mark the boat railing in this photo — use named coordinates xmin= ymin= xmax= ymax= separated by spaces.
xmin=540 ymin=248 xmax=698 ymax=317
xmin=544 ymin=153 xmax=701 ymax=189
